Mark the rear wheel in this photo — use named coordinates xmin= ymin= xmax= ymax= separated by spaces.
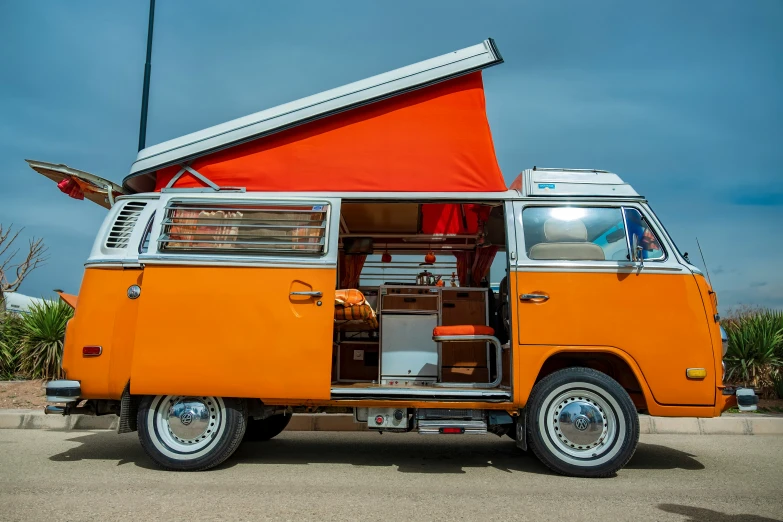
xmin=244 ymin=413 xmax=292 ymax=442
xmin=137 ymin=395 xmax=247 ymax=471
xmin=527 ymin=367 xmax=639 ymax=478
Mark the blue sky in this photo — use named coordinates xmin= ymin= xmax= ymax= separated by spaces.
xmin=1 ymin=1 xmax=781 ymax=310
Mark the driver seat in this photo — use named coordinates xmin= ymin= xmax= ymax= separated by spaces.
xmin=528 ymin=219 xmax=605 ymax=261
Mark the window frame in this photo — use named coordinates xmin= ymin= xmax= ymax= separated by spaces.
xmin=621 ymin=206 xmax=668 ymax=263
xmin=516 ymin=202 xmax=672 ymax=266
xmin=138 ymin=195 xmax=340 ymax=267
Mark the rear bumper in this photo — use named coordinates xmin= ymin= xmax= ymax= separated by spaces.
xmin=45 ymin=380 xmax=81 ymax=406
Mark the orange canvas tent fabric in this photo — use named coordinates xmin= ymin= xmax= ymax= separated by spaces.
xmin=154 ymin=72 xmax=506 ymax=193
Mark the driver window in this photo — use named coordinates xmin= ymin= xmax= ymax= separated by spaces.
xmin=522 ymin=207 xmax=629 ymax=261
xmin=622 ymin=208 xmax=665 ymax=260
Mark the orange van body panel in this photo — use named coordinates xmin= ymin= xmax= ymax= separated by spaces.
xmin=511 ymin=270 xmax=717 ymax=408
xmin=62 ymin=268 xmax=143 ymax=400
xmin=129 ymin=265 xmax=336 ymax=401
xmin=692 ymin=273 xmax=725 ymax=388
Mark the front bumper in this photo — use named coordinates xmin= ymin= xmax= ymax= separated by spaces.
xmin=44 ymin=380 xmax=81 ymax=415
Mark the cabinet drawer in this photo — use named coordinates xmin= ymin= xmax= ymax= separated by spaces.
xmin=386 ymin=287 xmax=439 ymax=295
xmin=441 ymin=300 xmax=486 ymax=325
xmin=382 ymin=294 xmax=438 ymax=311
xmin=440 ymin=290 xmax=486 ymax=301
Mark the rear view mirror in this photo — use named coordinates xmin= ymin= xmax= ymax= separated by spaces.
xmin=631 ymin=234 xmax=644 ymax=264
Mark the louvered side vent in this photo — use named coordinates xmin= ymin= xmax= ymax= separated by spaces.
xmin=105 ymin=201 xmax=147 ymax=249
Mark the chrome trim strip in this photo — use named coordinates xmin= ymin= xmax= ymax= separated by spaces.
xmin=511 ymin=263 xmax=685 ymax=273
xmin=330 ymin=387 xmax=511 ymax=401
xmin=135 ymin=256 xmax=337 ymax=269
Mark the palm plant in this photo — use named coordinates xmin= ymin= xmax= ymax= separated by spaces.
xmin=723 ymin=310 xmax=783 ymax=394
xmin=0 ymin=312 xmax=23 ymax=378
xmin=18 ymin=300 xmax=73 ymax=380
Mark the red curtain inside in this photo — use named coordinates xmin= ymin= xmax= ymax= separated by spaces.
xmin=153 ymin=72 xmax=505 ymax=193
xmin=339 ymin=253 xmax=367 ymax=289
xmin=420 ymin=204 xmax=492 ymax=235
xmin=453 ymin=245 xmax=499 ymax=287
xmin=453 ymin=251 xmax=475 ymax=287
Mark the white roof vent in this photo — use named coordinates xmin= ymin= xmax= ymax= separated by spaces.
xmin=522 ymin=168 xmax=639 ymax=197
xmin=105 ymin=201 xmax=147 ymax=249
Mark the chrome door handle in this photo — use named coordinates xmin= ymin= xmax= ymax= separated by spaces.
xmin=290 ymin=291 xmax=323 ymax=297
xmin=520 ymin=293 xmax=549 ymax=302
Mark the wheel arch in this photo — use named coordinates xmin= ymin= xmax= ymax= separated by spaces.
xmin=530 ymin=348 xmax=652 ymax=413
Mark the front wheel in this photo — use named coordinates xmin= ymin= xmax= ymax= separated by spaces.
xmin=137 ymin=395 xmax=247 ymax=471
xmin=527 ymin=367 xmax=639 ymax=478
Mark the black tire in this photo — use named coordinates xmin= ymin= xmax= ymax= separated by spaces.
xmin=526 ymin=367 xmax=639 ymax=478
xmin=243 ymin=413 xmax=292 ymax=442
xmin=137 ymin=395 xmax=247 ymax=471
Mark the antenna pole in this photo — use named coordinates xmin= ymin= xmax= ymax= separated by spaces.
xmin=137 ymin=0 xmax=156 ymax=151
xmin=696 ymin=237 xmax=712 ymax=286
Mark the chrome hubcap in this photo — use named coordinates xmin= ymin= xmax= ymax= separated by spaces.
xmin=540 ymin=384 xmax=624 ymax=465
xmin=553 ymin=396 xmax=608 ymax=449
xmin=166 ymin=397 xmax=213 ymax=444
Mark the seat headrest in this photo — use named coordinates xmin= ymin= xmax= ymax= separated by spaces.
xmin=543 ymin=219 xmax=588 ymax=242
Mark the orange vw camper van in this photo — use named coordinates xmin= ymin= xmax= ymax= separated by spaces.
xmin=29 ymin=39 xmax=750 ymax=477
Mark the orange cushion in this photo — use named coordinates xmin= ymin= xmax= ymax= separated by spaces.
xmin=335 ymin=289 xmax=366 ymax=307
xmin=433 ymin=325 xmax=495 ymax=337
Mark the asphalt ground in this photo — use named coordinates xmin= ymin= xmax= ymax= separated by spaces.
xmin=1 ymin=430 xmax=781 ymax=521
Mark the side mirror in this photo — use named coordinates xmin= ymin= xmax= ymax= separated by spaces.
xmin=631 ymin=234 xmax=644 ymax=265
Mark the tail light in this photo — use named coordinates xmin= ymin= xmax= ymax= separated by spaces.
xmin=82 ymin=346 xmax=102 ymax=357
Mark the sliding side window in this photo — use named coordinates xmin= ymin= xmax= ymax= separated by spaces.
xmin=157 ymin=201 xmax=329 ymax=256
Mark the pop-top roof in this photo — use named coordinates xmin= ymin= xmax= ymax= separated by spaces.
xmin=509 ymin=168 xmax=640 ymax=198
xmin=124 ymin=39 xmax=505 ymax=193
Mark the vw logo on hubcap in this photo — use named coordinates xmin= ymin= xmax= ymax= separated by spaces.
xmin=179 ymin=411 xmax=194 ymax=426
xmin=573 ymin=415 xmax=590 ymax=431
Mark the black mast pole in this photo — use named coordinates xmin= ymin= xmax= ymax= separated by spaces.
xmin=137 ymin=0 xmax=156 ymax=151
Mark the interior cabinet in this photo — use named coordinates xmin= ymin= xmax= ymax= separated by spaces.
xmin=440 ymin=289 xmax=489 ymax=370
xmin=338 ymin=341 xmax=379 ymax=382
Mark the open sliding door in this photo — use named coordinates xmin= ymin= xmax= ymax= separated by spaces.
xmin=130 ymin=195 xmax=340 ymax=401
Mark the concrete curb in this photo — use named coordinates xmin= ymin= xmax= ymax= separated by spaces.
xmin=1 ymin=410 xmax=781 ymax=435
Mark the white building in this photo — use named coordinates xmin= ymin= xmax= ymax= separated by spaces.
xmin=1 ymin=292 xmax=48 ymax=315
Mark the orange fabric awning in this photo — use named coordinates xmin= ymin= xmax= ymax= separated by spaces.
xmin=155 ymin=72 xmax=505 ymax=193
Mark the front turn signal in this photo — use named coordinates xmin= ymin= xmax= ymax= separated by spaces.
xmin=686 ymin=368 xmax=707 ymax=379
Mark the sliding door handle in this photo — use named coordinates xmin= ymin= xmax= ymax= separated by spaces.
xmin=520 ymin=293 xmax=549 ymax=302
xmin=290 ymin=291 xmax=323 ymax=297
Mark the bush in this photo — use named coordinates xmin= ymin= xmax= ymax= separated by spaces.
xmin=723 ymin=309 xmax=783 ymax=398
xmin=17 ymin=300 xmax=73 ymax=380
xmin=0 ymin=312 xmax=23 ymax=379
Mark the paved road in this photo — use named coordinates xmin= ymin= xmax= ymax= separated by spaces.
xmin=1 ymin=430 xmax=781 ymax=521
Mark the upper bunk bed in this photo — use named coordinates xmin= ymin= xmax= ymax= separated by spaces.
xmin=122 ymin=39 xmax=507 ymax=195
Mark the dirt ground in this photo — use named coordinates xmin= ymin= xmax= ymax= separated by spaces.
xmin=0 ymin=380 xmax=781 ymax=412
xmin=0 ymin=380 xmax=47 ymax=409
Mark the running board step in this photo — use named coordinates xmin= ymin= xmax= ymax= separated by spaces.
xmin=418 ymin=419 xmax=487 ymax=435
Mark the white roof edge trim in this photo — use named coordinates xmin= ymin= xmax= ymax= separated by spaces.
xmin=125 ymin=38 xmax=503 ymax=190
